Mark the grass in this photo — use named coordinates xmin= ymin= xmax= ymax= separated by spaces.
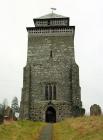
xmin=53 ymin=116 xmax=103 ymax=140
xmin=1 ymin=116 xmax=103 ymax=140
xmin=0 ymin=120 xmax=46 ymax=140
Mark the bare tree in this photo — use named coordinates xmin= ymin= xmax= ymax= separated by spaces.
xmin=3 ymin=98 xmax=8 ymax=109
xmin=0 ymin=104 xmax=4 ymax=123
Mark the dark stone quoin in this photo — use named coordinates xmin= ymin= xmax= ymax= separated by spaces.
xmin=20 ymin=12 xmax=83 ymax=122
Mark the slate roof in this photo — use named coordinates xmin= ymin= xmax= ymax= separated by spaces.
xmin=37 ymin=13 xmax=67 ymax=19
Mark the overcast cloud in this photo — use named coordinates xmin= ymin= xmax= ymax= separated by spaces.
xmin=0 ymin=0 xmax=103 ymax=113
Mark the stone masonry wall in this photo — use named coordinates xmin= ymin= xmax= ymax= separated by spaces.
xmin=20 ymin=25 xmax=82 ymax=121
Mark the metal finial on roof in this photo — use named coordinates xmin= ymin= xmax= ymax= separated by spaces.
xmin=51 ymin=8 xmax=56 ymax=14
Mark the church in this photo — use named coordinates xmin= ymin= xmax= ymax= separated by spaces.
xmin=20 ymin=12 xmax=83 ymax=122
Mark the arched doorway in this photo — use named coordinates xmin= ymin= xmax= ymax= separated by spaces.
xmin=45 ymin=107 xmax=56 ymax=123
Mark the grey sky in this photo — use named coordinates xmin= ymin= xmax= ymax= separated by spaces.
xmin=0 ymin=0 xmax=103 ymax=113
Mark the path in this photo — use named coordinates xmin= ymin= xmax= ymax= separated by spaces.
xmin=39 ymin=123 xmax=53 ymax=140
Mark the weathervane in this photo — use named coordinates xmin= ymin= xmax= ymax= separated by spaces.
xmin=51 ymin=8 xmax=56 ymax=13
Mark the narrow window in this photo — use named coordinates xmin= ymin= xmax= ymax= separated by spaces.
xmin=48 ymin=20 xmax=50 ymax=25
xmin=50 ymin=50 xmax=52 ymax=58
xmin=53 ymin=85 xmax=56 ymax=100
xmin=49 ymin=85 xmax=52 ymax=100
xmin=45 ymin=85 xmax=48 ymax=100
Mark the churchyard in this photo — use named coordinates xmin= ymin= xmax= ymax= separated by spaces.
xmin=0 ymin=116 xmax=103 ymax=140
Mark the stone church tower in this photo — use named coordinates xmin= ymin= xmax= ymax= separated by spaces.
xmin=20 ymin=12 xmax=82 ymax=122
